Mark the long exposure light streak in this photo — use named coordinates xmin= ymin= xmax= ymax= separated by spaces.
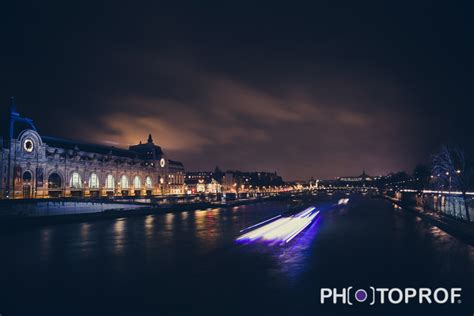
xmin=239 ymin=214 xmax=282 ymax=233
xmin=236 ymin=206 xmax=320 ymax=244
xmin=337 ymin=198 xmax=349 ymax=205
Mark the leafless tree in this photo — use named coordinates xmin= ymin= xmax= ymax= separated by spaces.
xmin=431 ymin=145 xmax=472 ymax=222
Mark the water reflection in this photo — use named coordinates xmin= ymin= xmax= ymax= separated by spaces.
xmin=144 ymin=215 xmax=154 ymax=231
xmin=144 ymin=215 xmax=154 ymax=239
xmin=194 ymin=209 xmax=207 ymax=231
xmin=142 ymin=215 xmax=155 ymax=254
xmin=429 ymin=225 xmax=448 ymax=238
xmin=240 ymin=216 xmax=323 ymax=284
xmin=2 ymin=199 xmax=474 ymax=315
xmin=39 ymin=228 xmax=53 ymax=260
xmin=80 ymin=223 xmax=90 ymax=239
xmin=79 ymin=223 xmax=92 ymax=256
xmin=283 ymin=216 xmax=321 ymax=270
xmin=194 ymin=209 xmax=220 ymax=251
xmin=393 ymin=203 xmax=402 ymax=210
xmin=165 ymin=213 xmax=174 ymax=226
xmin=113 ymin=218 xmax=126 ymax=254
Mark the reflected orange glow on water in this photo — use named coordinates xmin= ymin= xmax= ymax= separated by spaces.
xmin=429 ymin=225 xmax=448 ymax=238
xmin=2 ymin=198 xmax=473 ymax=315
xmin=165 ymin=213 xmax=174 ymax=226
xmin=114 ymin=219 xmax=126 ymax=254
xmin=80 ymin=223 xmax=90 ymax=239
xmin=194 ymin=209 xmax=220 ymax=251
xmin=78 ymin=223 xmax=92 ymax=256
xmin=428 ymin=225 xmax=451 ymax=248
xmin=145 ymin=215 xmax=154 ymax=228
xmin=144 ymin=215 xmax=155 ymax=250
xmin=194 ymin=210 xmax=207 ymax=231
xmin=145 ymin=215 xmax=154 ymax=237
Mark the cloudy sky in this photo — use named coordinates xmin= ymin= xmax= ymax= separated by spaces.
xmin=2 ymin=1 xmax=473 ymax=180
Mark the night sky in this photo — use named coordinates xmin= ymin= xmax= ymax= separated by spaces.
xmin=2 ymin=1 xmax=473 ymax=180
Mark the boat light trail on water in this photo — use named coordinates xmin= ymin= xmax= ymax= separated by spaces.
xmin=337 ymin=198 xmax=349 ymax=205
xmin=236 ymin=206 xmax=320 ymax=244
xmin=239 ymin=214 xmax=282 ymax=233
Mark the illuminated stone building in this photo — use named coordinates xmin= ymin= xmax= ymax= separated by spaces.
xmin=0 ymin=101 xmax=185 ymax=199
xmin=185 ymin=169 xmax=283 ymax=193
xmin=337 ymin=170 xmax=373 ymax=183
xmin=318 ymin=170 xmax=380 ymax=189
xmin=185 ymin=171 xmax=222 ymax=194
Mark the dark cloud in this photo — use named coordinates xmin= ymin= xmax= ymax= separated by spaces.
xmin=69 ymin=56 xmax=423 ymax=179
xmin=1 ymin=1 xmax=473 ymax=180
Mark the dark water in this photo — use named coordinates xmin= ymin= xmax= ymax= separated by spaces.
xmin=0 ymin=197 xmax=472 ymax=315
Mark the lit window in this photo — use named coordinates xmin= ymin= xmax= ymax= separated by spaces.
xmin=145 ymin=176 xmax=152 ymax=189
xmin=106 ymin=174 xmax=115 ymax=190
xmin=121 ymin=175 xmax=129 ymax=189
xmin=70 ymin=172 xmax=82 ymax=189
xmin=89 ymin=173 xmax=99 ymax=189
xmin=134 ymin=176 xmax=141 ymax=189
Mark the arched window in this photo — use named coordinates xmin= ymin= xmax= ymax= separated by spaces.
xmin=70 ymin=172 xmax=82 ymax=189
xmin=48 ymin=173 xmax=62 ymax=189
xmin=89 ymin=173 xmax=99 ymax=189
xmin=121 ymin=175 xmax=129 ymax=189
xmin=133 ymin=176 xmax=141 ymax=189
xmin=106 ymin=174 xmax=115 ymax=190
xmin=145 ymin=176 xmax=153 ymax=189
xmin=23 ymin=171 xmax=32 ymax=182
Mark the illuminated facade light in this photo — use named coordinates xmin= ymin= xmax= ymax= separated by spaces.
xmin=0 ymin=109 xmax=186 ymax=198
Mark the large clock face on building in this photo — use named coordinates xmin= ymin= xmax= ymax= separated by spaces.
xmin=159 ymin=158 xmax=166 ymax=168
xmin=23 ymin=138 xmax=34 ymax=152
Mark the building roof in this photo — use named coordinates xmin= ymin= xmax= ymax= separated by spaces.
xmin=168 ymin=159 xmax=184 ymax=167
xmin=128 ymin=138 xmax=163 ymax=156
xmin=41 ymin=136 xmax=140 ymax=159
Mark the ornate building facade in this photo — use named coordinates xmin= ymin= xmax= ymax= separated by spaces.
xmin=0 ymin=102 xmax=185 ymax=199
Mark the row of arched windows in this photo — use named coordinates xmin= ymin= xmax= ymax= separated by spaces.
xmin=67 ymin=172 xmax=154 ymax=190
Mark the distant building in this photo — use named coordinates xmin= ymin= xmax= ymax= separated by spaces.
xmin=185 ymin=171 xmax=217 ymax=183
xmin=206 ymin=179 xmax=222 ymax=194
xmin=185 ymin=170 xmax=222 ymax=194
xmin=222 ymin=172 xmax=235 ymax=192
xmin=168 ymin=160 xmax=185 ymax=194
xmin=0 ymin=100 xmax=185 ymax=199
xmin=229 ymin=171 xmax=284 ymax=192
xmin=185 ymin=169 xmax=284 ymax=193
xmin=337 ymin=170 xmax=373 ymax=182
xmin=319 ymin=170 xmax=379 ymax=188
